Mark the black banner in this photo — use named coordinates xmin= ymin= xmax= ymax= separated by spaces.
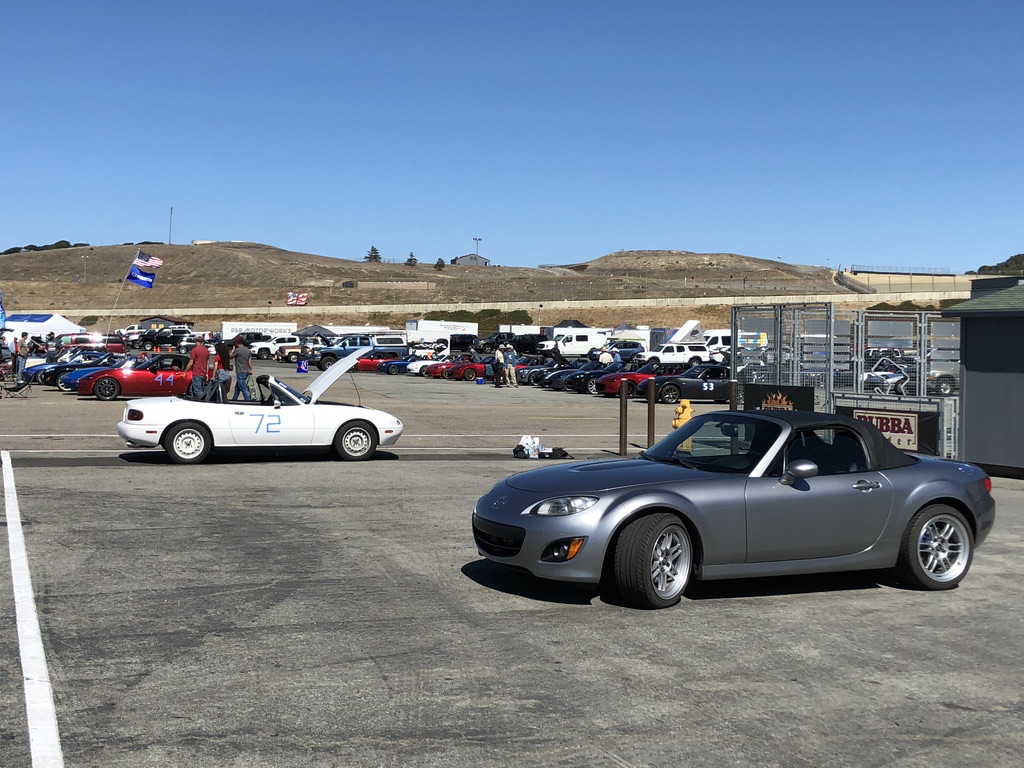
xmin=743 ymin=384 xmax=816 ymax=412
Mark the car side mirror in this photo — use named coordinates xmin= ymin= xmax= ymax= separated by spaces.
xmin=780 ymin=459 xmax=818 ymax=486
xmin=272 ymin=397 xmax=282 ymax=408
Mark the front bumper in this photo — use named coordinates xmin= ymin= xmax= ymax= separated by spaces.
xmin=472 ymin=501 xmax=607 ymax=585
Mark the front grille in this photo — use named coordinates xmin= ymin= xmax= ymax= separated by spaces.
xmin=473 ymin=515 xmax=526 ymax=557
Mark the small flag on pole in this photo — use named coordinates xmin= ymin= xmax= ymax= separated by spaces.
xmin=133 ymin=250 xmax=164 ymax=269
xmin=286 ymin=291 xmax=309 ymax=306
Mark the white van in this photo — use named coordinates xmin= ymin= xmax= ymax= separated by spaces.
xmin=537 ymin=331 xmax=609 ymax=357
xmin=703 ymin=328 xmax=732 ymax=355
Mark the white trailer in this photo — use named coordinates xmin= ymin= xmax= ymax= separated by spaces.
xmin=405 ymin=319 xmax=479 ymax=348
xmin=222 ymin=321 xmax=298 ymax=338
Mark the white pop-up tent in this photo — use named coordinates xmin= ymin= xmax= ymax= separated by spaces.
xmin=2 ymin=313 xmax=86 ymax=339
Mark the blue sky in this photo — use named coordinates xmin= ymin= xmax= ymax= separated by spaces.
xmin=2 ymin=1 xmax=1021 ymax=272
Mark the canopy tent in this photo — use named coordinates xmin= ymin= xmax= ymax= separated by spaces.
xmin=2 ymin=312 xmax=86 ymax=339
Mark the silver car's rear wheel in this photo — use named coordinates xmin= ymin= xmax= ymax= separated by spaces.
xmin=896 ymin=505 xmax=973 ymax=589
xmin=614 ymin=513 xmax=692 ymax=609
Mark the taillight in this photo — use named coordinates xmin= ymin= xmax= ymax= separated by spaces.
xmin=126 ymin=409 xmax=144 ymax=421
xmin=984 ymin=475 xmax=992 ymax=494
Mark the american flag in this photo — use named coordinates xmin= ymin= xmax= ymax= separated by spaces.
xmin=132 ymin=250 xmax=164 ymax=269
xmin=286 ymin=291 xmax=309 ymax=306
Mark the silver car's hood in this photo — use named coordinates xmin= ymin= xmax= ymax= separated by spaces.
xmin=504 ymin=458 xmax=706 ymax=493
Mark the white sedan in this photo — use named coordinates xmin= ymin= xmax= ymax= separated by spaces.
xmin=116 ymin=348 xmax=403 ymax=464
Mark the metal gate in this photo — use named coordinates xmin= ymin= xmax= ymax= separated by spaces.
xmin=731 ymin=304 xmax=962 ymax=457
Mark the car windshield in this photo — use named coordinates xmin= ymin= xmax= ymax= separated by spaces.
xmin=642 ymin=414 xmax=781 ymax=474
xmin=635 ymin=362 xmax=659 ymax=374
xmin=274 ymin=379 xmax=310 ymax=404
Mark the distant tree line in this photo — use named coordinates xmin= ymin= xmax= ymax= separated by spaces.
xmin=1 ymin=239 xmax=162 ymax=256
xmin=971 ymin=253 xmax=1024 ymax=275
xmin=2 ymin=239 xmax=89 ymax=255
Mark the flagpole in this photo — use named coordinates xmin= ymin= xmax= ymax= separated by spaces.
xmin=104 ymin=250 xmax=139 ymax=339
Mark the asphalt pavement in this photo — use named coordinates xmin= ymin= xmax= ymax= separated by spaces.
xmin=1 ymin=362 xmax=1022 ymax=767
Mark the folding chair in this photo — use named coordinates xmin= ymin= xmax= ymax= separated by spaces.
xmin=2 ymin=379 xmax=32 ymax=398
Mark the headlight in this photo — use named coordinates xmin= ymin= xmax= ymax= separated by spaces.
xmin=534 ymin=496 xmax=599 ymax=516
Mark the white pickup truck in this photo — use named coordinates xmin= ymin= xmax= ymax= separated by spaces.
xmin=537 ymin=331 xmax=609 ymax=358
xmin=634 ymin=342 xmax=714 ymax=366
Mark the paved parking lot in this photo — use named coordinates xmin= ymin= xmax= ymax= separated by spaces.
xmin=2 ymin=364 xmax=1023 ymax=767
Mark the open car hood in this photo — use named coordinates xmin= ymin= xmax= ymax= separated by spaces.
xmin=303 ymin=346 xmax=370 ymax=404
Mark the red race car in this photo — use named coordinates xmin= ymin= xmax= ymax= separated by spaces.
xmin=448 ymin=357 xmax=499 ymax=381
xmin=77 ymin=353 xmax=192 ymax=400
xmin=352 ymin=349 xmax=405 ymax=372
xmin=596 ymin=362 xmax=688 ymax=397
xmin=424 ymin=354 xmax=475 ymax=379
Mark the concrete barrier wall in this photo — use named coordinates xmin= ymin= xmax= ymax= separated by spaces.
xmin=45 ymin=290 xmax=970 ymax=318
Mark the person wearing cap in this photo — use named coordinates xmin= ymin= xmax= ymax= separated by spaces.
xmin=503 ymin=344 xmax=518 ymax=387
xmin=598 ymin=347 xmax=613 ymax=365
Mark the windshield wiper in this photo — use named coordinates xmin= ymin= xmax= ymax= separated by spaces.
xmin=642 ymin=452 xmax=699 ymax=469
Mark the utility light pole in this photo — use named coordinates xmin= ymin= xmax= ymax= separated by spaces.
xmin=473 ymin=237 xmax=482 ymax=255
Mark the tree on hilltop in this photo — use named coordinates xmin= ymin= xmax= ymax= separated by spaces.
xmin=405 ymin=252 xmax=418 ymax=266
xmin=365 ymin=246 xmax=382 ymax=263
xmin=434 ymin=258 xmax=445 ymax=271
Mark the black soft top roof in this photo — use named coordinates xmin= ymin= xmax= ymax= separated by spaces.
xmin=749 ymin=409 xmax=917 ymax=470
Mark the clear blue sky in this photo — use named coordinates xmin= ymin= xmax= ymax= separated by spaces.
xmin=3 ymin=1 xmax=1021 ymax=272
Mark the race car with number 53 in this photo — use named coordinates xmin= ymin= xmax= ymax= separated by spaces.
xmin=116 ymin=348 xmax=403 ymax=463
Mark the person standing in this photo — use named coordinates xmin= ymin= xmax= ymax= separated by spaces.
xmin=504 ymin=345 xmax=518 ymax=387
xmin=184 ymin=339 xmax=210 ymax=399
xmin=492 ymin=346 xmax=505 ymax=388
xmin=16 ymin=332 xmax=30 ymax=382
xmin=231 ymin=336 xmax=253 ymax=401
xmin=212 ymin=339 xmax=233 ymax=400
xmin=598 ymin=347 xmax=613 ymax=366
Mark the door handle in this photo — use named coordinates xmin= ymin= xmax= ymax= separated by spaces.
xmin=852 ymin=479 xmax=882 ymax=491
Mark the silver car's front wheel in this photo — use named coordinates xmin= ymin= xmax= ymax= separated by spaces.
xmin=614 ymin=513 xmax=693 ymax=609
xmin=896 ymin=505 xmax=973 ymax=590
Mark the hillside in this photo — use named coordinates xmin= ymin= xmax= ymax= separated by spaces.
xmin=0 ymin=242 xmax=845 ymax=330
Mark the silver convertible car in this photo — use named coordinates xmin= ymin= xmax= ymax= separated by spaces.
xmin=473 ymin=410 xmax=995 ymax=609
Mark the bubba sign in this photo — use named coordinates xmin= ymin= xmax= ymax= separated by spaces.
xmin=853 ymin=409 xmax=918 ymax=451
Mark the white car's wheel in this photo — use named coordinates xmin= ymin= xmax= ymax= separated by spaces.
xmin=334 ymin=420 xmax=378 ymax=461
xmin=164 ymin=422 xmax=212 ymax=464
xmin=614 ymin=513 xmax=693 ymax=609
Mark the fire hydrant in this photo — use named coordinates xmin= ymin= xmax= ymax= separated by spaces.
xmin=671 ymin=400 xmax=692 ymax=430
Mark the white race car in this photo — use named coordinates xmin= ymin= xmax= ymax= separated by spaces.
xmin=116 ymin=348 xmax=403 ymax=464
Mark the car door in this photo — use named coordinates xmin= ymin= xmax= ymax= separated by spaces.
xmin=228 ymin=398 xmax=316 ymax=446
xmin=743 ymin=427 xmax=894 ymax=562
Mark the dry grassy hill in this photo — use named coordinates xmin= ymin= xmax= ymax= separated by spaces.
xmin=0 ymin=242 xmax=846 ymax=330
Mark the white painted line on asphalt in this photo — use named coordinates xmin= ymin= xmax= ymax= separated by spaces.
xmin=2 ymin=451 xmax=66 ymax=767
xmin=0 ymin=434 xmax=116 ymax=438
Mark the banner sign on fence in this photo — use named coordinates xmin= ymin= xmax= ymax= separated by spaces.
xmin=835 ymin=405 xmax=940 ymax=455
xmin=743 ymin=384 xmax=816 ymax=412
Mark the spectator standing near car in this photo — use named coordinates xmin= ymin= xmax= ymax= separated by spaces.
xmin=504 ymin=346 xmax=519 ymax=387
xmin=212 ymin=340 xmax=233 ymax=399
xmin=184 ymin=340 xmax=210 ymax=399
xmin=492 ymin=346 xmax=505 ymax=388
xmin=611 ymin=347 xmax=622 ymax=364
xmin=16 ymin=332 xmax=30 ymax=382
xmin=598 ymin=347 xmax=613 ymax=366
xmin=230 ymin=336 xmax=253 ymax=401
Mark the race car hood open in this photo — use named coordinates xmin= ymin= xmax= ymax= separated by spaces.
xmin=303 ymin=346 xmax=370 ymax=404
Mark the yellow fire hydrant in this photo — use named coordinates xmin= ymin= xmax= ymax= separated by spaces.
xmin=671 ymin=400 xmax=692 ymax=430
